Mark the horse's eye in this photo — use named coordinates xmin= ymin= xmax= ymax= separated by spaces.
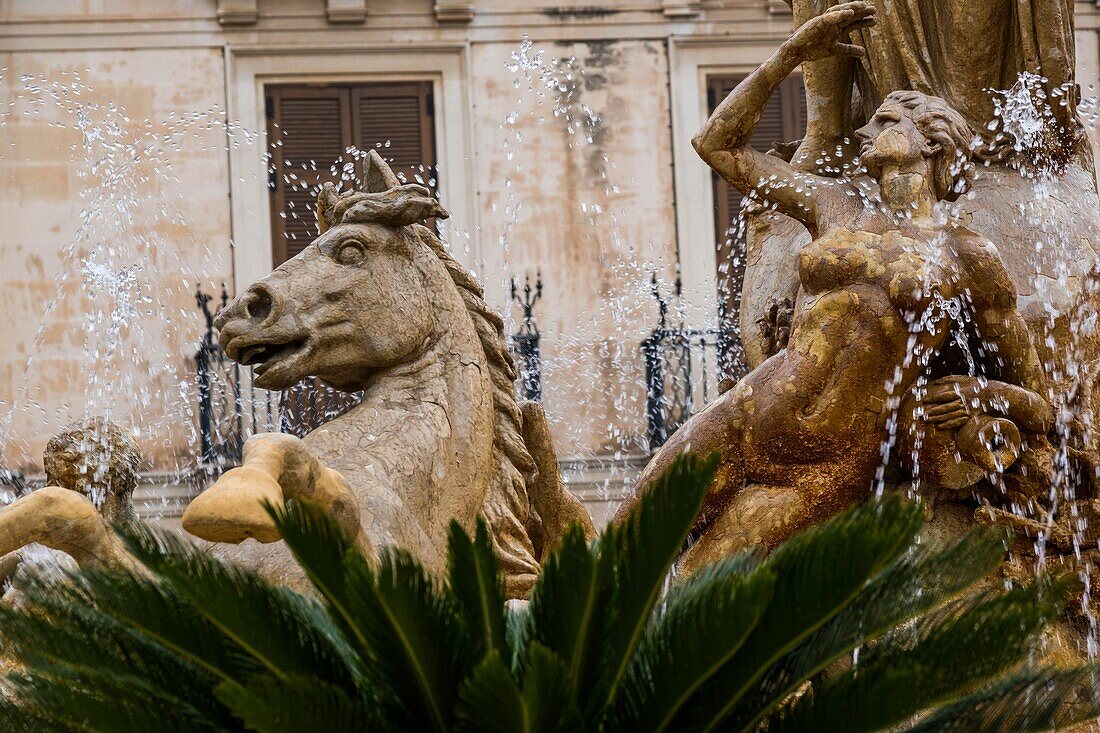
xmin=335 ymin=240 xmax=366 ymax=265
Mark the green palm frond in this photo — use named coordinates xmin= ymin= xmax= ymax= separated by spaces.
xmin=113 ymin=520 xmax=359 ymax=695
xmin=522 ymin=521 xmax=600 ymax=687
xmin=448 ymin=518 xmax=507 ymax=658
xmin=215 ymin=673 xmax=377 ymax=733
xmin=455 ymin=651 xmax=526 ymax=733
xmin=523 ymin=452 xmax=717 ymax=723
xmin=274 ymin=499 xmax=472 ymax=733
xmin=772 ymin=577 xmax=1073 ymax=733
xmin=2 ymin=451 xmax=1095 ymax=732
xmin=7 ymin=665 xmax=231 ymax=733
xmin=455 ymin=643 xmax=582 ymax=733
xmin=588 ymin=452 xmax=720 ymax=722
xmin=668 ymin=494 xmax=925 ymax=731
xmin=608 ymin=552 xmax=775 ymax=732
xmin=0 ymin=694 xmax=83 ymax=733
xmin=728 ymin=526 xmax=1008 ymax=732
xmin=0 ymin=595 xmax=237 ymax=730
xmin=15 ymin=565 xmax=244 ymax=684
xmin=901 ymin=667 xmax=1100 ymax=732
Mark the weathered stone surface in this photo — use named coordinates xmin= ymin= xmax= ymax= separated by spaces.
xmin=43 ymin=417 xmax=141 ymax=524
xmin=0 ymin=419 xmax=142 ymax=589
xmin=183 ymin=151 xmax=595 ymax=598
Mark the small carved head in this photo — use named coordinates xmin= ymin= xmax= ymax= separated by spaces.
xmin=215 ymin=151 xmax=451 ymax=392
xmin=43 ymin=417 xmax=140 ymax=518
xmin=856 ymin=91 xmax=975 ymax=201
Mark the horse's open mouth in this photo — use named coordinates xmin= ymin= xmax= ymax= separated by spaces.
xmin=239 ymin=339 xmax=306 ymax=376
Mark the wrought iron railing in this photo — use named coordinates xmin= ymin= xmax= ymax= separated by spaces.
xmin=510 ymin=272 xmax=543 ymax=402
xmin=641 ymin=274 xmax=741 ymax=449
xmin=194 ymin=285 xmax=280 ymax=472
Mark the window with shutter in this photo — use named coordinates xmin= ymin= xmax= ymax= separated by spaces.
xmin=265 ymin=81 xmax=436 ymax=266
xmin=706 ymin=74 xmax=805 ymax=366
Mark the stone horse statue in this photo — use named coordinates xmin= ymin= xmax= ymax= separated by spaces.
xmin=179 ymin=151 xmax=594 ymax=598
xmin=0 ymin=152 xmax=592 ymax=600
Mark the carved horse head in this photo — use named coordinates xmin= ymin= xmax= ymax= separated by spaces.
xmin=215 ymin=151 xmax=450 ymax=391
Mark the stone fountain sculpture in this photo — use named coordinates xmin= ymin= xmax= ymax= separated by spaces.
xmin=181 ymin=151 xmax=594 ymax=598
xmin=618 ymin=1 xmax=1100 ymax=588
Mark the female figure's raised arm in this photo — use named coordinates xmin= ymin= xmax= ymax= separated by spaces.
xmin=692 ymin=1 xmax=875 ymax=238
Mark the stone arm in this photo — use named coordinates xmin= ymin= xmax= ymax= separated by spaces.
xmin=788 ymin=0 xmax=864 ymax=172
xmin=692 ymin=1 xmax=874 ymax=238
xmin=965 ymin=240 xmax=1050 ymax=410
xmin=0 ymin=487 xmax=137 ymax=571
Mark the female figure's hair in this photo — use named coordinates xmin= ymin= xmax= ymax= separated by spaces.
xmin=882 ymin=90 xmax=975 ymax=201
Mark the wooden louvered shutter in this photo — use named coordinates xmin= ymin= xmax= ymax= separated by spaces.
xmin=353 ymin=82 xmax=436 ymax=192
xmin=707 ymin=74 xmax=805 ymax=330
xmin=266 ymin=82 xmax=436 ymax=267
xmin=266 ymin=86 xmax=352 ymax=264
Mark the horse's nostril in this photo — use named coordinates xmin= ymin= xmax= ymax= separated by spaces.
xmin=245 ymin=287 xmax=274 ymax=324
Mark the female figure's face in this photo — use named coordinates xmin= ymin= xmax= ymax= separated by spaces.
xmin=855 ymin=101 xmax=930 ymax=181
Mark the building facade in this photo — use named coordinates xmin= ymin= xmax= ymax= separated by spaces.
xmin=3 ymin=0 xmax=1100 ymax=523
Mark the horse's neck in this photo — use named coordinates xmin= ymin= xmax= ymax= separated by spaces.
xmin=303 ymin=304 xmax=495 ymax=493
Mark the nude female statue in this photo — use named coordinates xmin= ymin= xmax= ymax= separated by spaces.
xmin=615 ymin=2 xmax=1053 ymax=571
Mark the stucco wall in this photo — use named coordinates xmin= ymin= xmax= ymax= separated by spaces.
xmin=470 ymin=38 xmax=678 ymax=467
xmin=0 ymin=48 xmax=232 ymax=473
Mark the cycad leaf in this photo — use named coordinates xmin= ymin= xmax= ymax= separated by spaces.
xmin=523 ymin=642 xmax=584 ymax=733
xmin=901 ymin=666 xmax=1100 ymax=732
xmin=455 ymin=644 xmax=581 ymax=733
xmin=0 ymin=696 xmax=83 ymax=733
xmin=0 ymin=595 xmax=237 ymax=730
xmin=672 ymin=494 xmax=924 ymax=731
xmin=524 ymin=522 xmax=600 ymax=694
xmin=216 ymin=673 xmax=376 ymax=732
xmin=115 ymin=519 xmax=358 ymax=691
xmin=7 ymin=666 xmax=231 ymax=733
xmin=770 ymin=577 xmax=1070 ymax=733
xmin=609 ymin=552 xmax=775 ymax=732
xmin=589 ymin=452 xmax=720 ymax=721
xmin=23 ymin=566 xmax=244 ymax=684
xmin=455 ymin=651 xmax=526 ymax=733
xmin=276 ymin=499 xmax=470 ymax=733
xmin=449 ymin=518 xmax=507 ymax=658
xmin=729 ymin=526 xmax=1005 ymax=732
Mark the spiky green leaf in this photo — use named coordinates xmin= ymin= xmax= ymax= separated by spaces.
xmin=671 ymin=494 xmax=925 ymax=731
xmin=449 ymin=518 xmax=507 ymax=659
xmin=770 ymin=577 xmax=1071 ymax=733
xmin=609 ymin=552 xmax=775 ymax=732
xmin=589 ymin=452 xmax=719 ymax=722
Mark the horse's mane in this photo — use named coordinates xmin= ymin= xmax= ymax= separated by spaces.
xmin=412 ymin=224 xmax=539 ymax=522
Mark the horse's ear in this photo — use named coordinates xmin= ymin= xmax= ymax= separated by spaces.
xmin=317 ymin=182 xmax=341 ymax=234
xmin=362 ymin=149 xmax=402 ymax=193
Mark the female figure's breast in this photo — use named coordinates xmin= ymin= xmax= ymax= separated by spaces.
xmin=798 ymin=228 xmax=887 ymax=295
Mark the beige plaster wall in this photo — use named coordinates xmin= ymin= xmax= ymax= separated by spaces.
xmin=470 ymin=39 xmax=679 ymax=467
xmin=0 ymin=48 xmax=233 ymax=474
